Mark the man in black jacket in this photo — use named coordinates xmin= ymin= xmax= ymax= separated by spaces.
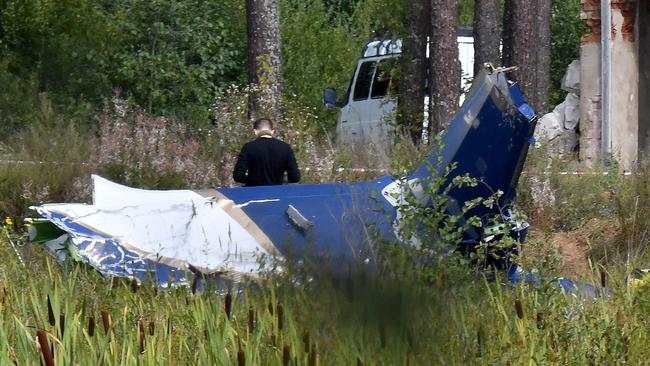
xmin=233 ymin=118 xmax=301 ymax=186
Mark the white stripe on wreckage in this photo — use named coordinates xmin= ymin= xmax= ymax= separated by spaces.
xmin=192 ymin=189 xmax=281 ymax=257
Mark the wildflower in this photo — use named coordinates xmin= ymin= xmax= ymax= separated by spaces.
xmin=4 ymin=217 xmax=12 ymax=226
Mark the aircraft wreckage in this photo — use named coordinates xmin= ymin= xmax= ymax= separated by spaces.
xmin=28 ymin=68 xmax=537 ymax=287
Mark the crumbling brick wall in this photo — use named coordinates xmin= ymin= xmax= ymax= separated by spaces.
xmin=579 ymin=0 xmax=603 ymax=166
xmin=579 ymin=0 xmax=640 ymax=167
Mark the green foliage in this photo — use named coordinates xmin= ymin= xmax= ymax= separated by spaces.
xmin=374 ymin=132 xmax=521 ymax=283
xmin=0 ymin=61 xmax=40 ymax=137
xmin=458 ymin=0 xmax=475 ymax=27
xmin=281 ymin=0 xmax=358 ymax=130
xmin=0 ymin=96 xmax=93 ymax=221
xmin=281 ymin=0 xmax=408 ymax=130
xmin=550 ymin=0 xmax=587 ymax=105
xmin=0 ymin=0 xmax=112 ymax=97
xmin=0 ymin=0 xmax=111 ymax=135
xmin=108 ymin=0 xmax=247 ymax=124
xmin=0 ymin=0 xmax=247 ymax=133
xmin=0 ymin=0 xmax=587 ymax=136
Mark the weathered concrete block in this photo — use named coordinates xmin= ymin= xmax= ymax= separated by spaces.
xmin=555 ymin=130 xmax=579 ymax=154
xmin=536 ymin=101 xmax=565 ymax=141
xmin=562 ymin=60 xmax=581 ymax=94
xmin=564 ymin=93 xmax=580 ymax=130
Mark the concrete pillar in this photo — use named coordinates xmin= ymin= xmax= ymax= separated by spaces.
xmin=610 ymin=1 xmax=638 ymax=167
xmin=640 ymin=1 xmax=650 ymax=156
xmin=579 ymin=0 xmax=603 ymax=166
xmin=580 ymin=0 xmax=640 ymax=168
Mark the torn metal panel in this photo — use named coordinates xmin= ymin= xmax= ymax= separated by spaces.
xmin=31 ymin=69 xmax=537 ymax=286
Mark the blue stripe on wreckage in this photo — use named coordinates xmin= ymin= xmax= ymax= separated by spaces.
xmin=217 ymin=178 xmax=397 ymax=269
xmin=409 ymin=71 xmax=536 ymax=239
xmin=40 ymin=210 xmax=189 ymax=285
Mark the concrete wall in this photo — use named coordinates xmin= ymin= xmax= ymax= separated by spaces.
xmin=640 ymin=1 xmax=650 ymax=156
xmin=610 ymin=7 xmax=638 ymax=167
xmin=580 ymin=0 xmax=644 ymax=168
xmin=579 ymin=1 xmax=602 ymax=166
xmin=579 ymin=42 xmax=602 ymax=165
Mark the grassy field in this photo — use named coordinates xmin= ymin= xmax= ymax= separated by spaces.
xmin=1 ymin=230 xmax=650 ymax=365
xmin=2 ymin=103 xmax=650 ymax=364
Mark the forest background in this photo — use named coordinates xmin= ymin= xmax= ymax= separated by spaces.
xmin=0 ymin=0 xmax=583 ymax=138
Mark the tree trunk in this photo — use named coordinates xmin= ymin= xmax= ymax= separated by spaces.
xmin=429 ymin=0 xmax=460 ymax=135
xmin=534 ymin=0 xmax=551 ymax=114
xmin=246 ymin=0 xmax=284 ymax=124
xmin=473 ymin=0 xmax=501 ymax=76
xmin=502 ymin=0 xmax=550 ymax=113
xmin=501 ymin=0 xmax=514 ymax=68
xmin=397 ymin=0 xmax=430 ymax=142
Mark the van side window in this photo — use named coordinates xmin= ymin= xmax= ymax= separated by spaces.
xmin=353 ymin=61 xmax=376 ymax=101
xmin=371 ymin=59 xmax=396 ymax=98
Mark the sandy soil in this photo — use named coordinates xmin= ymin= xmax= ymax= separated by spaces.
xmin=523 ymin=219 xmax=620 ymax=280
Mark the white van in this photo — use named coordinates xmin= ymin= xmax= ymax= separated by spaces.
xmin=324 ymin=29 xmax=474 ymax=144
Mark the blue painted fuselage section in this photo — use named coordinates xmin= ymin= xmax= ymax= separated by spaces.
xmin=411 ymin=74 xmax=535 ymax=237
xmin=218 ymin=178 xmax=397 ymax=266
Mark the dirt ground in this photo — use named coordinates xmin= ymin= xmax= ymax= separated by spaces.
xmin=552 ymin=231 xmax=591 ymax=276
xmin=523 ymin=219 xmax=620 ymax=280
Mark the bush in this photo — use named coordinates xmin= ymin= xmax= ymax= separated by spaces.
xmin=94 ymin=96 xmax=220 ymax=189
xmin=550 ymin=0 xmax=587 ymax=105
xmin=108 ymin=0 xmax=247 ymax=124
xmin=0 ymin=0 xmax=247 ymax=134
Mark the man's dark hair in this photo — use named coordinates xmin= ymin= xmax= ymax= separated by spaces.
xmin=253 ymin=118 xmax=273 ymax=130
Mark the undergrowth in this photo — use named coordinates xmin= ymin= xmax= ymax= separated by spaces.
xmin=0 ymin=228 xmax=649 ymax=364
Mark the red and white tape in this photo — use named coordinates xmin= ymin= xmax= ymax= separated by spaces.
xmin=554 ymin=171 xmax=635 ymax=177
xmin=0 ymin=160 xmax=640 ymax=177
xmin=0 ymin=160 xmax=390 ymax=174
xmin=0 ymin=160 xmax=90 ymax=166
xmin=303 ymin=167 xmax=389 ymax=173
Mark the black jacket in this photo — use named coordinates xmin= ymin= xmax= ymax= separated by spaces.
xmin=233 ymin=137 xmax=300 ymax=186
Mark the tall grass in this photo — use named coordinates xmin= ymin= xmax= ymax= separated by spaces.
xmin=1 ymin=231 xmax=650 ymax=364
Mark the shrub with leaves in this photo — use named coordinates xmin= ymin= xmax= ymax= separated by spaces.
xmin=378 ymin=138 xmax=518 ymax=283
xmin=95 ymin=96 xmax=220 ymax=189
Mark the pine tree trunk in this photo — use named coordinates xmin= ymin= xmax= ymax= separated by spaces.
xmin=429 ymin=0 xmax=460 ymax=135
xmin=246 ymin=0 xmax=284 ymax=124
xmin=398 ymin=0 xmax=430 ymax=142
xmin=502 ymin=0 xmax=550 ymax=113
xmin=501 ymin=0 xmax=514 ymax=68
xmin=473 ymin=0 xmax=501 ymax=75
xmin=534 ymin=0 xmax=551 ymax=114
